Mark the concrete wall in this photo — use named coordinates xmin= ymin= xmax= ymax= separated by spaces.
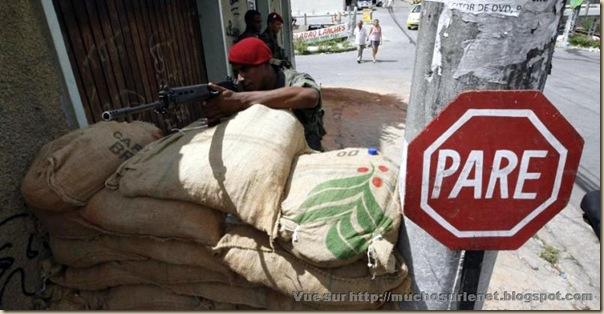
xmin=0 ymin=0 xmax=77 ymax=309
xmin=197 ymin=0 xmax=230 ymax=81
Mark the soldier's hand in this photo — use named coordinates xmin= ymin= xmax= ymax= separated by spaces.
xmin=202 ymin=83 xmax=246 ymax=124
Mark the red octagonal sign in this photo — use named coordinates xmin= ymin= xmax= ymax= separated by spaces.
xmin=402 ymin=90 xmax=583 ymax=250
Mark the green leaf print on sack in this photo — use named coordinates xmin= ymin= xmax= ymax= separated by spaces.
xmin=292 ymin=164 xmax=394 ymax=260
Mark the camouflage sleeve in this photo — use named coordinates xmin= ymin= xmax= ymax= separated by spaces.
xmin=287 ymin=71 xmax=321 ymax=97
xmin=286 ymin=70 xmax=326 ymax=151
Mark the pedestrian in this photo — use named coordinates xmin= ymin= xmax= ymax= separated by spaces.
xmin=367 ymin=19 xmax=382 ymax=63
xmin=260 ymin=12 xmax=291 ymax=68
xmin=204 ymin=38 xmax=326 ymax=151
xmin=385 ymin=0 xmax=393 ymax=9
xmin=236 ymin=10 xmax=262 ymax=43
xmin=353 ymin=21 xmax=368 ymax=63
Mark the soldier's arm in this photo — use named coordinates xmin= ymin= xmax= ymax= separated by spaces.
xmin=202 ymin=85 xmax=319 ymax=121
xmin=238 ymin=86 xmax=319 ymax=109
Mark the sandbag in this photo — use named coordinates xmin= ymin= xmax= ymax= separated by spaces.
xmin=34 ymin=208 xmax=105 ymax=240
xmin=49 ymin=235 xmax=232 ymax=276
xmin=106 ymin=105 xmax=310 ymax=237
xmin=213 ymin=225 xmax=408 ymax=306
xmin=44 ymin=284 xmax=213 ymax=310
xmin=49 ymin=236 xmax=147 ymax=267
xmin=166 ymin=282 xmax=385 ymax=310
xmin=81 ymin=189 xmax=224 ymax=245
xmin=50 ymin=260 xmax=232 ymax=291
xmin=166 ymin=263 xmax=410 ymax=310
xmin=21 ymin=121 xmax=161 ymax=211
xmin=278 ymin=147 xmax=401 ymax=270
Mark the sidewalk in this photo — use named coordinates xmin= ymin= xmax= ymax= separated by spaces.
xmin=483 ymin=190 xmax=600 ymax=310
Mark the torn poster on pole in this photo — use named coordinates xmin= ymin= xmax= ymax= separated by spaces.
xmin=426 ymin=0 xmax=530 ymax=16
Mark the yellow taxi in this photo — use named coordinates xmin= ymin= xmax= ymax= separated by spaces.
xmin=406 ymin=4 xmax=422 ymax=30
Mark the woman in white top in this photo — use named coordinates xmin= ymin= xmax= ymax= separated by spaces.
xmin=353 ymin=21 xmax=368 ymax=63
xmin=367 ymin=19 xmax=382 ymax=63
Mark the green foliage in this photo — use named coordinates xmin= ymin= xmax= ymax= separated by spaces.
xmin=293 ymin=165 xmax=393 ymax=260
xmin=539 ymin=245 xmax=560 ymax=265
xmin=293 ymin=37 xmax=356 ymax=55
xmin=294 ymin=38 xmax=310 ymax=55
xmin=569 ymin=34 xmax=601 ymax=48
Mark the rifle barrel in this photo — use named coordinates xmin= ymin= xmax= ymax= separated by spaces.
xmin=101 ymin=101 xmax=162 ymax=121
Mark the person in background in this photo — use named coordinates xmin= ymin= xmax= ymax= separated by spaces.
xmin=367 ymin=19 xmax=382 ymax=63
xmin=236 ymin=10 xmax=262 ymax=43
xmin=204 ymin=38 xmax=325 ymax=151
xmin=260 ymin=12 xmax=291 ymax=67
xmin=354 ymin=21 xmax=368 ymax=63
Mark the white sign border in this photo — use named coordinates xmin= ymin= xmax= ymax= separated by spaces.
xmin=420 ymin=109 xmax=568 ymax=238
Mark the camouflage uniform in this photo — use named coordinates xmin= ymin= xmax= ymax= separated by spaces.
xmin=260 ymin=30 xmax=290 ymax=67
xmin=276 ymin=68 xmax=326 ymax=151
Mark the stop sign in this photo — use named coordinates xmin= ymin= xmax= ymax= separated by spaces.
xmin=402 ymin=90 xmax=583 ymax=250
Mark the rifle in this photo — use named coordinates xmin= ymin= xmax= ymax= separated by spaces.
xmin=101 ymin=78 xmax=238 ymax=121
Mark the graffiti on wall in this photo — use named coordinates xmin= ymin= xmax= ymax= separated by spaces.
xmin=0 ymin=213 xmax=45 ymax=308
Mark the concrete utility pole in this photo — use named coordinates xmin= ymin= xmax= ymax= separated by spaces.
xmin=400 ymin=0 xmax=568 ymax=310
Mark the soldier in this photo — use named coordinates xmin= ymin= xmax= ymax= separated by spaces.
xmin=203 ymin=38 xmax=326 ymax=151
xmin=259 ymin=12 xmax=291 ymax=68
xmin=236 ymin=10 xmax=262 ymax=43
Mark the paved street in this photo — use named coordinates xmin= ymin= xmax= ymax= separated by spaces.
xmin=544 ymin=48 xmax=601 ymax=192
xmin=296 ymin=1 xmax=600 ymax=197
xmin=295 ymin=1 xmax=600 ymax=310
xmin=296 ymin=2 xmax=417 ymax=101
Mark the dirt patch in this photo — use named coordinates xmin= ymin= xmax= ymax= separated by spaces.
xmin=321 ymin=87 xmax=407 ymax=151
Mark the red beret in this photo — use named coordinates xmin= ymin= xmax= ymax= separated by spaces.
xmin=267 ymin=12 xmax=284 ymax=24
xmin=228 ymin=37 xmax=272 ymax=66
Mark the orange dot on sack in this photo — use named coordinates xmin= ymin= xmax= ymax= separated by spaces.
xmin=372 ymin=177 xmax=382 ymax=187
xmin=378 ymin=165 xmax=389 ymax=172
xmin=358 ymin=167 xmax=369 ymax=173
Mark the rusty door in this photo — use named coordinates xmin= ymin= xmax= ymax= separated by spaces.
xmin=52 ymin=0 xmax=209 ymax=130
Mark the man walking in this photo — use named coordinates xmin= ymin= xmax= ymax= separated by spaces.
xmin=353 ymin=21 xmax=368 ymax=63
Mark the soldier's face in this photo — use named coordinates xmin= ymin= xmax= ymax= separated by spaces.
xmin=232 ymin=63 xmax=271 ymax=91
xmin=251 ymin=15 xmax=262 ymax=32
xmin=270 ymin=21 xmax=283 ymax=33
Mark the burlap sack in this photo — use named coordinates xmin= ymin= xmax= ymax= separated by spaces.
xmin=34 ymin=208 xmax=104 ymax=240
xmin=167 ymin=271 xmax=411 ymax=310
xmin=213 ymin=225 xmax=408 ymax=306
xmin=50 ymin=260 xmax=232 ymax=291
xmin=81 ymin=189 xmax=224 ymax=245
xmin=49 ymin=236 xmax=147 ymax=267
xmin=49 ymin=235 xmax=232 ymax=275
xmin=21 ymin=121 xmax=161 ymax=211
xmin=44 ymin=284 xmax=213 ymax=310
xmin=278 ymin=147 xmax=402 ymax=270
xmin=106 ymin=105 xmax=310 ymax=237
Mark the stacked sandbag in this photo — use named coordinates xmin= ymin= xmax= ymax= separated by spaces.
xmin=278 ymin=147 xmax=402 ymax=275
xmin=213 ymin=224 xmax=411 ymax=310
xmin=21 ymin=121 xmax=161 ymax=211
xmin=106 ymin=104 xmax=311 ymax=238
xmin=20 ymin=120 xmax=232 ymax=310
xmin=208 ymin=147 xmax=409 ymax=309
xmin=24 ymin=106 xmax=411 ymax=310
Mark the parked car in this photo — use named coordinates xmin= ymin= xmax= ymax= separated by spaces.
xmin=357 ymin=0 xmax=372 ymax=9
xmin=406 ymin=4 xmax=421 ymax=29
